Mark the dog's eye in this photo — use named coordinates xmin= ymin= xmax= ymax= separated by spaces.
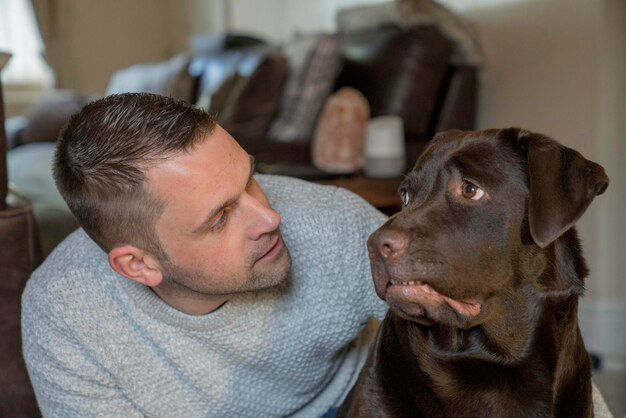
xmin=461 ymin=181 xmax=485 ymax=200
xmin=399 ymin=187 xmax=410 ymax=206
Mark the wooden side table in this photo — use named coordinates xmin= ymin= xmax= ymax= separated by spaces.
xmin=316 ymin=175 xmax=403 ymax=215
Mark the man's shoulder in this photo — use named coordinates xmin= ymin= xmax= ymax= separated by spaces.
xmin=36 ymin=228 xmax=106 ymax=275
xmin=256 ymin=174 xmax=385 ymax=220
xmin=256 ymin=174 xmax=341 ymax=203
xmin=22 ymin=229 xmax=110 ymax=311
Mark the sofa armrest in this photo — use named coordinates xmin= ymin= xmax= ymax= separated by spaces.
xmin=4 ymin=115 xmax=28 ymax=149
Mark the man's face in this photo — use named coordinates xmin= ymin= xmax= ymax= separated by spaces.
xmin=146 ymin=126 xmax=291 ymax=309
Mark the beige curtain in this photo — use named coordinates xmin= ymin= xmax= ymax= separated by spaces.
xmin=31 ymin=0 xmax=62 ymax=87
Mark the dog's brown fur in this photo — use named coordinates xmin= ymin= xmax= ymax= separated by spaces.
xmin=341 ymin=128 xmax=608 ymax=418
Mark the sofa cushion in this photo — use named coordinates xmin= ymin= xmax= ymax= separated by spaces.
xmin=267 ymin=33 xmax=342 ymax=143
xmin=4 ymin=116 xmax=28 ymax=149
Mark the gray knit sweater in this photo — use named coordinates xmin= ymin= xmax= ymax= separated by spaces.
xmin=21 ymin=175 xmax=388 ymax=418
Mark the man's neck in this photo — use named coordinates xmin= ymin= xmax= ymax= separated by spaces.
xmin=150 ymin=286 xmax=230 ymax=315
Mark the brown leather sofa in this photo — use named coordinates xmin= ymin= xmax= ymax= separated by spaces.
xmin=173 ymin=23 xmax=477 ymax=168
xmin=239 ymin=24 xmax=477 ymax=168
xmin=0 ymin=52 xmax=42 ymax=417
xmin=103 ymin=23 xmax=477 ymax=170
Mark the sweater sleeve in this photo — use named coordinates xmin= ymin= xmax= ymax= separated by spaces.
xmin=21 ymin=278 xmax=144 ymax=417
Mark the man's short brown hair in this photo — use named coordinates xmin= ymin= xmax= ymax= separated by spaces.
xmin=54 ymin=93 xmax=216 ymax=259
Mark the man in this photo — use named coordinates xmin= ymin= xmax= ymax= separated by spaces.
xmin=21 ymin=93 xmax=388 ymax=417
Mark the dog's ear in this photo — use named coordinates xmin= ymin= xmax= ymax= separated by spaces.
xmin=514 ymin=130 xmax=609 ymax=248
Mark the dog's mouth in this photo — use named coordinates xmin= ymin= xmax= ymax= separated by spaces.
xmin=367 ymin=242 xmax=483 ymax=326
xmin=383 ymin=279 xmax=482 ymax=326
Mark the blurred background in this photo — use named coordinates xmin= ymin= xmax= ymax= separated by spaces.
xmin=1 ymin=0 xmax=624 ymax=416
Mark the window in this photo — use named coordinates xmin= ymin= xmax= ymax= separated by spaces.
xmin=0 ymin=0 xmax=54 ymax=86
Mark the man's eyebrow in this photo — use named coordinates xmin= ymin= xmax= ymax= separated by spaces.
xmin=192 ymin=155 xmax=256 ymax=235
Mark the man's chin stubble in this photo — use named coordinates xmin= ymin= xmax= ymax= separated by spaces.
xmin=247 ymin=247 xmax=292 ymax=294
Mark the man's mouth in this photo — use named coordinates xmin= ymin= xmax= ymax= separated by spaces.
xmin=257 ymin=234 xmax=282 ymax=262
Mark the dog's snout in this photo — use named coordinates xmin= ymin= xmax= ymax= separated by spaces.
xmin=369 ymin=229 xmax=409 ymax=260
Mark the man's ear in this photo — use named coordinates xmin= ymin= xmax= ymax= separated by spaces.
xmin=108 ymin=245 xmax=163 ymax=287
xmin=513 ymin=129 xmax=609 ymax=248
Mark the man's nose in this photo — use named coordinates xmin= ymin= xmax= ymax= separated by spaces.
xmin=243 ymin=194 xmax=281 ymax=240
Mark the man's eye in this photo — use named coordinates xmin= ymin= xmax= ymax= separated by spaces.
xmin=399 ymin=187 xmax=410 ymax=206
xmin=211 ymin=210 xmax=229 ymax=231
xmin=461 ymin=181 xmax=485 ymax=200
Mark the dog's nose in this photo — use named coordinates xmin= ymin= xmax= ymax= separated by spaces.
xmin=369 ymin=229 xmax=409 ymax=260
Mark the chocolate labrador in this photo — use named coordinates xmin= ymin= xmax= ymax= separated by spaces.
xmin=340 ymin=128 xmax=609 ymax=417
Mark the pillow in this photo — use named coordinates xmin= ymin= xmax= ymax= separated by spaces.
xmin=335 ymin=26 xmax=452 ymax=139
xmin=106 ymin=54 xmax=195 ymax=102
xmin=366 ymin=27 xmax=452 ymax=138
xmin=194 ymin=47 xmax=288 ymax=142
xmin=206 ymin=73 xmax=249 ymax=120
xmin=217 ymin=51 xmax=288 ymax=142
xmin=192 ymin=51 xmax=243 ymax=110
xmin=280 ymin=32 xmax=325 ymax=75
xmin=267 ymin=33 xmax=342 ymax=143
xmin=19 ymin=90 xmax=91 ymax=144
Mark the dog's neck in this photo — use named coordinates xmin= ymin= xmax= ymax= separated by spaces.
xmin=394 ymin=290 xmax=536 ymax=365
xmin=374 ymin=229 xmax=594 ymax=417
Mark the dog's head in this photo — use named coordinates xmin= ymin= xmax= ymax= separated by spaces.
xmin=368 ymin=128 xmax=608 ymax=328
